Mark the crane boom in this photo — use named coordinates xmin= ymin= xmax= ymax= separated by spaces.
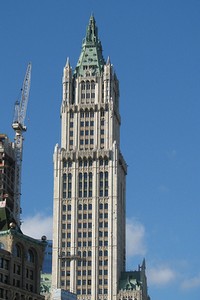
xmin=12 ymin=63 xmax=32 ymax=227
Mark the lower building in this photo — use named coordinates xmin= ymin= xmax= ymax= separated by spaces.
xmin=118 ymin=260 xmax=150 ymax=300
xmin=0 ymin=222 xmax=47 ymax=299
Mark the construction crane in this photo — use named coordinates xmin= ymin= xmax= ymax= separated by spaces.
xmin=12 ymin=63 xmax=32 ymax=228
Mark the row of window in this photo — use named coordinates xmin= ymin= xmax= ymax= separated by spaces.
xmin=78 ymin=222 xmax=92 ymax=228
xmin=79 ymin=172 xmax=92 ymax=198
xmin=63 ymin=173 xmax=72 ymax=199
xmin=80 ymin=120 xmax=94 ymax=127
xmin=69 ymin=109 xmax=105 ymax=122
xmin=63 ymin=172 xmax=109 ymax=199
xmin=80 ymin=80 xmax=95 ymax=90
xmin=62 ymin=203 xmax=108 ymax=212
xmin=62 ymin=157 xmax=109 ymax=168
xmin=62 ymin=238 xmax=108 ymax=248
xmin=80 ymin=110 xmax=94 ymax=118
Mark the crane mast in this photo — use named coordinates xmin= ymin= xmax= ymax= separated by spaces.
xmin=12 ymin=63 xmax=31 ymax=227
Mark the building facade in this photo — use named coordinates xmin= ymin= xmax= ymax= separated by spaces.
xmin=0 ymin=133 xmax=47 ymax=299
xmin=0 ymin=227 xmax=46 ymax=300
xmin=0 ymin=134 xmax=17 ymax=230
xmin=52 ymin=16 xmax=127 ymax=300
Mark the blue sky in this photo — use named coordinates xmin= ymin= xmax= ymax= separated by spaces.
xmin=1 ymin=1 xmax=200 ymax=299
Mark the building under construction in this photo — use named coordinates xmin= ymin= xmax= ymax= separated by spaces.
xmin=0 ymin=134 xmax=16 ymax=231
xmin=0 ymin=65 xmax=47 ymax=300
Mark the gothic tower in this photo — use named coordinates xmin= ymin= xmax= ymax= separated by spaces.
xmin=52 ymin=16 xmax=127 ymax=300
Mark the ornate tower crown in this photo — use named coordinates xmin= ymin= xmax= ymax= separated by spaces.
xmin=75 ymin=15 xmax=105 ymax=77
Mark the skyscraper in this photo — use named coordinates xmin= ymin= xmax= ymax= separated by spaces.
xmin=52 ymin=15 xmax=127 ymax=299
xmin=52 ymin=16 xmax=150 ymax=300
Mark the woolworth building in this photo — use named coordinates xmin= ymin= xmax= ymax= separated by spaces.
xmin=52 ymin=15 xmax=150 ymax=300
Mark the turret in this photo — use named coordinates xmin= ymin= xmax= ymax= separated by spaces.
xmin=62 ymin=57 xmax=73 ymax=104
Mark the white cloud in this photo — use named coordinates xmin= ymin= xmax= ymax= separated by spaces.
xmin=147 ymin=265 xmax=176 ymax=286
xmin=181 ymin=275 xmax=200 ymax=290
xmin=21 ymin=214 xmax=53 ymax=240
xmin=126 ymin=218 xmax=146 ymax=257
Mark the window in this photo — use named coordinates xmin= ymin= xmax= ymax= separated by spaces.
xmin=14 ymin=244 xmax=21 ymax=258
xmin=68 ymin=174 xmax=72 ymax=198
xmin=99 ymin=172 xmax=103 ymax=197
xmin=79 ymin=173 xmax=82 ymax=197
xmin=86 ymin=81 xmax=90 ymax=89
xmin=99 ymin=203 xmax=103 ymax=209
xmin=27 ymin=249 xmax=34 ymax=263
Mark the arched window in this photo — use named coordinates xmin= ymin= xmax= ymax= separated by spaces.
xmin=81 ymin=81 xmax=85 ymax=90
xmin=86 ymin=80 xmax=90 ymax=90
xmin=69 ymin=110 xmax=74 ymax=118
xmin=13 ymin=244 xmax=21 ymax=258
xmin=27 ymin=249 xmax=35 ymax=263
xmin=68 ymin=159 xmax=72 ymax=168
xmin=90 ymin=109 xmax=94 ymax=118
xmin=91 ymin=80 xmax=95 ymax=90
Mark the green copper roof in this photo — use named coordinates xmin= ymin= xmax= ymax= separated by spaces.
xmin=119 ymin=271 xmax=142 ymax=291
xmin=74 ymin=15 xmax=105 ymax=77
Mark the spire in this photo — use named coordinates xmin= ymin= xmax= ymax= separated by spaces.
xmin=86 ymin=15 xmax=98 ymax=43
xmin=65 ymin=57 xmax=70 ymax=68
xmin=106 ymin=56 xmax=111 ymax=65
xmin=75 ymin=16 xmax=105 ymax=77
